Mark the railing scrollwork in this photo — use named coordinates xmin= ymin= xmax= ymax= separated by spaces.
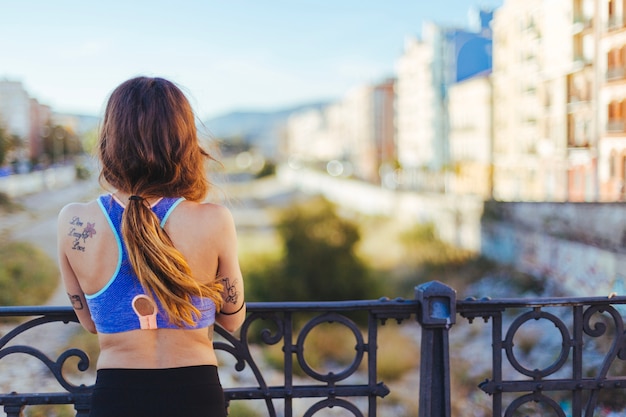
xmin=3 ymin=284 xmax=626 ymax=416
xmin=459 ymin=296 xmax=626 ymax=417
xmin=0 ymin=298 xmax=418 ymax=417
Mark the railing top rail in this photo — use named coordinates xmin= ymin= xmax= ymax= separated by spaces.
xmin=0 ymin=305 xmax=77 ymax=317
xmin=457 ymin=294 xmax=626 ymax=312
xmin=0 ymin=297 xmax=419 ymax=316
xmin=4 ymin=294 xmax=626 ymax=317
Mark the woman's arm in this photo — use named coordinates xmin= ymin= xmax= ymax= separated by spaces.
xmin=57 ymin=205 xmax=97 ymax=334
xmin=212 ymin=206 xmax=246 ymax=333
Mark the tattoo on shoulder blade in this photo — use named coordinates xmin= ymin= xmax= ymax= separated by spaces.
xmin=218 ymin=276 xmax=240 ymax=305
xmin=68 ymin=216 xmax=96 ymax=252
xmin=68 ymin=293 xmax=84 ymax=310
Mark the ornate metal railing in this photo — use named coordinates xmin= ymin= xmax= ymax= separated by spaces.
xmin=458 ymin=294 xmax=626 ymax=417
xmin=0 ymin=295 xmax=420 ymax=417
xmin=2 ymin=282 xmax=626 ymax=417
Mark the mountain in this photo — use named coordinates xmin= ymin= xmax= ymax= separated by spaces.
xmin=204 ymin=101 xmax=331 ymax=158
xmin=53 ymin=113 xmax=101 ymax=135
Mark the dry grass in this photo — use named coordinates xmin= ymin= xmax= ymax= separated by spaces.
xmin=376 ymin=322 xmax=420 ymax=381
xmin=261 ymin=318 xmax=420 ymax=383
xmin=0 ymin=241 xmax=59 ymax=307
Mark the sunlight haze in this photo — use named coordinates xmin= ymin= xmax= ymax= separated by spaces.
xmin=0 ymin=0 xmax=502 ymax=119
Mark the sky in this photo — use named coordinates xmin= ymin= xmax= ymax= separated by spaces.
xmin=0 ymin=0 xmax=503 ymax=120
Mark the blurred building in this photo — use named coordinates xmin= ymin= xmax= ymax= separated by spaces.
xmin=567 ymin=0 xmax=599 ymax=201
xmin=29 ymin=98 xmax=52 ymax=163
xmin=285 ymin=79 xmax=395 ymax=184
xmin=0 ymin=80 xmax=93 ymax=169
xmin=598 ymin=0 xmax=626 ymax=201
xmin=0 ymin=80 xmax=53 ymax=166
xmin=448 ymin=74 xmax=493 ymax=198
xmin=395 ymin=9 xmax=493 ymax=192
xmin=0 ymin=80 xmax=30 ymax=140
xmin=395 ymin=32 xmax=439 ymax=189
xmin=491 ymin=0 xmax=571 ymax=201
xmin=285 ymin=107 xmax=341 ymax=165
xmin=372 ymin=79 xmax=396 ymax=184
xmin=0 ymin=80 xmax=31 ymax=166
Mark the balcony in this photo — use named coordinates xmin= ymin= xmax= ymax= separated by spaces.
xmin=567 ymin=90 xmax=591 ymax=104
xmin=567 ymin=137 xmax=591 ymax=148
xmin=607 ymin=119 xmax=626 ymax=133
xmin=608 ymin=15 xmax=626 ymax=31
xmin=572 ymin=15 xmax=593 ymax=33
xmin=2 ymin=281 xmax=626 ymax=416
xmin=606 ymin=67 xmax=626 ymax=81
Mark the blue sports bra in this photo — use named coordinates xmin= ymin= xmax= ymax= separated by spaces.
xmin=85 ymin=194 xmax=216 ymax=334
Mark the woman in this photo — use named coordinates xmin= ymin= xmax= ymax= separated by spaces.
xmin=57 ymin=76 xmax=246 ymax=417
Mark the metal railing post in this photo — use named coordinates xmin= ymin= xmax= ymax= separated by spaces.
xmin=415 ymin=281 xmax=456 ymax=417
xmin=3 ymin=403 xmax=24 ymax=417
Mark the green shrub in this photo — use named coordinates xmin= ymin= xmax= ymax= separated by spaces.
xmin=376 ymin=324 xmax=420 ymax=381
xmin=0 ymin=191 xmax=22 ymax=213
xmin=0 ymin=241 xmax=59 ymax=306
xmin=272 ymin=196 xmax=382 ymax=302
xmin=255 ymin=160 xmax=276 ymax=178
xmin=75 ymin=163 xmax=91 ymax=180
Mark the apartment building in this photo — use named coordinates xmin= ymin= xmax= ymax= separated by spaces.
xmin=284 ymin=79 xmax=395 ymax=184
xmin=395 ymin=27 xmax=444 ymax=191
xmin=0 ymin=80 xmax=31 ymax=166
xmin=372 ymin=78 xmax=396 ymax=185
xmin=567 ymin=0 xmax=598 ymax=201
xmin=598 ymin=0 xmax=626 ymax=201
xmin=0 ymin=80 xmax=55 ymax=166
xmin=29 ymin=98 xmax=51 ymax=163
xmin=491 ymin=0 xmax=571 ymax=201
xmin=284 ymin=107 xmax=342 ymax=167
xmin=395 ymin=10 xmax=493 ymax=193
xmin=448 ymin=74 xmax=493 ymax=198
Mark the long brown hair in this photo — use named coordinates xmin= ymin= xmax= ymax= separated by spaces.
xmin=98 ymin=76 xmax=223 ymax=326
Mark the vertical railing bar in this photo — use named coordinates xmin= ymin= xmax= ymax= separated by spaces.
xmin=368 ymin=311 xmax=378 ymax=417
xmin=283 ymin=310 xmax=293 ymax=417
xmin=492 ymin=311 xmax=503 ymax=417
xmin=4 ymin=403 xmax=24 ymax=417
xmin=572 ymin=305 xmax=583 ymax=417
xmin=416 ymin=281 xmax=455 ymax=417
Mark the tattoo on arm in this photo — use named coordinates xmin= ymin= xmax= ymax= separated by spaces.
xmin=218 ymin=276 xmax=240 ymax=305
xmin=68 ymin=293 xmax=84 ymax=310
xmin=68 ymin=217 xmax=96 ymax=252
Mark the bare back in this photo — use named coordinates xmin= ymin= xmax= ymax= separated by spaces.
xmin=57 ymin=195 xmax=244 ymax=369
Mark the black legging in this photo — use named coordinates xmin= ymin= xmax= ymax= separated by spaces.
xmin=89 ymin=365 xmax=227 ymax=417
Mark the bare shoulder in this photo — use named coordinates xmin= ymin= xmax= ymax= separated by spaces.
xmin=58 ymin=200 xmax=102 ymax=224
xmin=202 ymin=202 xmax=235 ymax=222
xmin=177 ymin=201 xmax=235 ymax=224
xmin=57 ymin=199 xmax=105 ymax=255
xmin=57 ymin=199 xmax=104 ymax=243
xmin=169 ymin=201 xmax=237 ymax=243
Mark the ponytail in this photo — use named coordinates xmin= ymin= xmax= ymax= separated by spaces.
xmin=98 ymin=76 xmax=224 ymax=326
xmin=122 ymin=197 xmax=223 ymax=327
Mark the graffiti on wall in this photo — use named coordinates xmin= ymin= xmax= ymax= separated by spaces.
xmin=482 ymin=222 xmax=622 ymax=297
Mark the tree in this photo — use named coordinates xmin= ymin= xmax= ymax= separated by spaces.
xmin=0 ymin=125 xmax=21 ymax=167
xmin=0 ymin=125 xmax=8 ymax=166
xmin=259 ymin=196 xmax=381 ymax=302
xmin=41 ymin=123 xmax=82 ymax=164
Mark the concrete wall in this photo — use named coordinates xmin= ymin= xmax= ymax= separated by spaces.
xmin=279 ymin=166 xmax=626 ymax=297
xmin=481 ymin=201 xmax=626 ymax=297
xmin=278 ymin=166 xmax=485 ymax=252
xmin=0 ymin=166 xmax=76 ymax=197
